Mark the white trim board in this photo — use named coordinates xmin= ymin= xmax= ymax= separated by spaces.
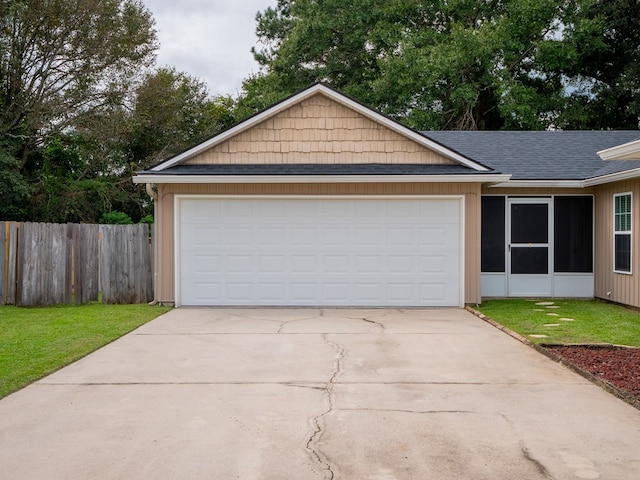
xmin=133 ymin=173 xmax=510 ymax=184
xmin=598 ymin=138 xmax=640 ymax=161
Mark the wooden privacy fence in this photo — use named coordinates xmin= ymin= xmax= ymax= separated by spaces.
xmin=1 ymin=222 xmax=153 ymax=306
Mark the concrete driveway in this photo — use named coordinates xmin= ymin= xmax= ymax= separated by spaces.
xmin=1 ymin=308 xmax=639 ymax=479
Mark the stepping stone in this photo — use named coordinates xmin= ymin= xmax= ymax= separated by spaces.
xmin=546 ymin=313 xmax=560 ymax=316
xmin=535 ymin=301 xmax=554 ymax=305
xmin=546 ymin=305 xmax=561 ymax=309
xmin=529 ymin=334 xmax=548 ymax=338
xmin=544 ymin=323 xmax=561 ymax=327
xmin=560 ymin=318 xmax=575 ymax=322
xmin=533 ymin=309 xmax=545 ymax=312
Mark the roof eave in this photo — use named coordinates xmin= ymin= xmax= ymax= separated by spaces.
xmin=597 ymin=138 xmax=640 ymax=161
xmin=584 ymin=167 xmax=640 ymax=186
xmin=489 ymin=169 xmax=640 ymax=188
xmin=133 ymin=173 xmax=511 ymax=185
xmin=488 ymin=179 xmax=586 ymax=188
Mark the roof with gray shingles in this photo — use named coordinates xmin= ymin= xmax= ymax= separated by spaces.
xmin=424 ymin=131 xmax=640 ymax=180
xmin=137 ymin=130 xmax=640 ymax=181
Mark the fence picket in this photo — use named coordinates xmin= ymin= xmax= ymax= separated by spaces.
xmin=7 ymin=222 xmax=17 ymax=305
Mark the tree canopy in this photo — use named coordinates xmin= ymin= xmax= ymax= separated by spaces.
xmin=0 ymin=0 xmax=158 ymax=157
xmin=241 ymin=0 xmax=640 ymax=131
xmin=0 ymin=1 xmax=236 ymax=222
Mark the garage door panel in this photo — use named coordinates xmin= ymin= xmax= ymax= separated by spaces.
xmin=226 ymin=255 xmax=253 ymax=273
xmin=388 ymin=283 xmax=415 ymax=302
xmin=354 ymin=283 xmax=384 ymax=301
xmin=322 ymin=227 xmax=350 ymax=246
xmin=290 ymin=228 xmax=318 ymax=246
xmin=257 ymin=255 xmax=286 ymax=273
xmin=420 ymin=255 xmax=450 ymax=274
xmin=290 ymin=282 xmax=318 ymax=301
xmin=290 ymin=255 xmax=317 ymax=273
xmin=354 ymin=255 xmax=384 ymax=274
xmin=420 ymin=283 xmax=448 ymax=302
xmin=191 ymin=282 xmax=223 ymax=303
xmin=226 ymin=282 xmax=254 ymax=301
xmin=190 ymin=255 xmax=222 ymax=272
xmin=353 ymin=227 xmax=384 ymax=245
xmin=184 ymin=226 xmax=223 ymax=247
xmin=322 ymin=283 xmax=351 ymax=303
xmin=388 ymin=256 xmax=415 ymax=273
xmin=387 ymin=228 xmax=415 ymax=246
xmin=257 ymin=227 xmax=286 ymax=245
xmin=322 ymin=255 xmax=350 ymax=273
xmin=178 ymin=198 xmax=462 ymax=306
xmin=419 ymin=227 xmax=447 ymax=245
xmin=257 ymin=283 xmax=286 ymax=301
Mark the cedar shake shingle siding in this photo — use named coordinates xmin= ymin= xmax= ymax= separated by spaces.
xmin=183 ymin=94 xmax=456 ymax=166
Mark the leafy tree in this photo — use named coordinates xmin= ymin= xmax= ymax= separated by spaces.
xmin=243 ymin=0 xmax=637 ymax=131
xmin=117 ymin=68 xmax=237 ymax=221
xmin=558 ymin=0 xmax=640 ymax=129
xmin=127 ymin=67 xmax=237 ymax=168
xmin=100 ymin=211 xmax=133 ymax=225
xmin=27 ymin=137 xmax=122 ymax=223
xmin=0 ymin=0 xmax=157 ymax=219
xmin=29 ymin=68 xmax=240 ymax=223
xmin=0 ymin=141 xmax=29 ymax=219
xmin=0 ymin=0 xmax=157 ymax=154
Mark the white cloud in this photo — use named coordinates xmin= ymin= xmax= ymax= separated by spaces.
xmin=143 ymin=0 xmax=276 ymax=96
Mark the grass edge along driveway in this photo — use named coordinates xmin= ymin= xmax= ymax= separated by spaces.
xmin=0 ymin=303 xmax=171 ymax=399
xmin=475 ymin=299 xmax=640 ymax=347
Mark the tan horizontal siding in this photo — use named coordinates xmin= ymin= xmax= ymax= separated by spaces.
xmin=184 ymin=94 xmax=455 ymax=166
xmin=155 ymin=182 xmax=482 ymax=306
xmin=594 ymin=179 xmax=640 ymax=308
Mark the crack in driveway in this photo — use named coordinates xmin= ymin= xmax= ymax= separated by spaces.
xmin=339 ymin=407 xmax=476 ymax=414
xmin=276 ymin=309 xmax=324 ymax=334
xmin=306 ymin=335 xmax=344 ymax=479
xmin=500 ymin=413 xmax=556 ymax=479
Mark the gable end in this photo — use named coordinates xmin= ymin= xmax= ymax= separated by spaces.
xmin=183 ymin=93 xmax=456 ymax=166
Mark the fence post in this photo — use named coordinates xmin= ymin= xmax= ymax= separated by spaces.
xmin=0 ymin=222 xmax=5 ymax=305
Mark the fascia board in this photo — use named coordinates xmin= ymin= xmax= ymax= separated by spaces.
xmin=597 ymin=139 xmax=640 ymax=161
xmin=150 ymin=84 xmax=489 ymax=173
xmin=488 ymin=180 xmax=585 ymax=188
xmin=132 ymin=173 xmax=511 ymax=185
xmin=584 ymin=167 xmax=640 ymax=186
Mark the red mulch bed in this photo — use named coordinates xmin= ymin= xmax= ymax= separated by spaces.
xmin=544 ymin=345 xmax=640 ymax=407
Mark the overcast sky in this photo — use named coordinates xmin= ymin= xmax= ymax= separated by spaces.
xmin=143 ymin=0 xmax=277 ymax=97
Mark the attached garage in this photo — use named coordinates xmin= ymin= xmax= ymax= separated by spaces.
xmin=135 ymin=84 xmax=508 ymax=307
xmin=176 ymin=196 xmax=464 ymax=307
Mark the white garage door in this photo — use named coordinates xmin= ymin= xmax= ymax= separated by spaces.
xmin=177 ymin=197 xmax=462 ymax=307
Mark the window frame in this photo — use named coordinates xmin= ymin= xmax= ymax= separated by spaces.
xmin=613 ymin=192 xmax=633 ymax=274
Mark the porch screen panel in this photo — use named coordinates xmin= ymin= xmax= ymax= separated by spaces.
xmin=481 ymin=196 xmax=505 ymax=272
xmin=511 ymin=204 xmax=548 ymax=243
xmin=511 ymin=247 xmax=548 ymax=274
xmin=554 ymin=196 xmax=593 ymax=273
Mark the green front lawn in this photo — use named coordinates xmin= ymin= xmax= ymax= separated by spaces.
xmin=0 ymin=303 xmax=171 ymax=399
xmin=476 ymin=299 xmax=640 ymax=347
